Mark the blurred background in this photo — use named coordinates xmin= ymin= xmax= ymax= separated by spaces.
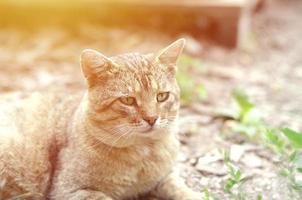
xmin=0 ymin=0 xmax=302 ymax=199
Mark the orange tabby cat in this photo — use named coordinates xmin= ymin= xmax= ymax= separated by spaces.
xmin=0 ymin=39 xmax=202 ymax=200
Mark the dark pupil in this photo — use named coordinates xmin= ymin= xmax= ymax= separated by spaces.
xmin=159 ymin=93 xmax=166 ymax=101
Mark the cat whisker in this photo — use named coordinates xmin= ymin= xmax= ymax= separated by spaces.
xmin=106 ymin=130 xmax=131 ymax=154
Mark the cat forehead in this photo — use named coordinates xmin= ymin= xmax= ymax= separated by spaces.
xmin=111 ymin=53 xmax=153 ymax=71
xmin=112 ymin=70 xmax=160 ymax=94
xmin=103 ymin=53 xmax=172 ymax=94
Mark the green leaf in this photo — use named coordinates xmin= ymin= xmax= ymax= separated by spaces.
xmin=289 ymin=151 xmax=297 ymax=161
xmin=256 ymin=194 xmax=263 ymax=200
xmin=203 ymin=188 xmax=210 ymax=200
xmin=297 ymin=168 xmax=302 ymax=173
xmin=234 ymin=170 xmax=242 ymax=182
xmin=282 ymin=128 xmax=302 ymax=149
xmin=224 ymin=178 xmax=236 ymax=193
xmin=232 ymin=89 xmax=255 ymax=120
xmin=227 ymin=162 xmax=242 ymax=183
xmin=238 ymin=192 xmax=247 ymax=200
xmin=227 ymin=163 xmax=237 ymax=177
xmin=264 ymin=129 xmax=285 ymax=153
xmin=223 ymin=150 xmax=230 ymax=163
xmin=197 ymin=84 xmax=207 ymax=99
xmin=279 ymin=168 xmax=290 ymax=177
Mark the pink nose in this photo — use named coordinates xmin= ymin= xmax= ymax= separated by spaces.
xmin=143 ymin=116 xmax=158 ymax=126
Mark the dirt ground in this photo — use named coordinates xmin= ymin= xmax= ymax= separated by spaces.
xmin=0 ymin=0 xmax=301 ymax=199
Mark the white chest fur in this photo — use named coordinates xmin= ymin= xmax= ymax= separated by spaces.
xmin=58 ymin=130 xmax=181 ymax=200
xmin=92 ymin=135 xmax=180 ymax=199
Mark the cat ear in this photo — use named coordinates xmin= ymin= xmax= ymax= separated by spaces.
xmin=81 ymin=49 xmax=115 ymax=86
xmin=156 ymin=38 xmax=186 ymax=66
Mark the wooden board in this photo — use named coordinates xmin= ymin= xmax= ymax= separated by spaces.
xmin=0 ymin=0 xmax=263 ymax=47
xmin=101 ymin=0 xmax=248 ymax=7
xmin=96 ymin=0 xmax=262 ymax=47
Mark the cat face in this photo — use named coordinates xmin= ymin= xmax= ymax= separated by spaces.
xmin=81 ymin=39 xmax=185 ymax=145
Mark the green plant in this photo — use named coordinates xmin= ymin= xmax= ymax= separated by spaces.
xmin=224 ymin=163 xmax=244 ymax=193
xmin=217 ymin=89 xmax=302 ymax=199
xmin=218 ymin=89 xmax=264 ymax=139
xmin=177 ymin=54 xmax=207 ymax=103
xmin=281 ymin=128 xmax=302 ymax=198
xmin=223 ymin=150 xmax=248 ymax=200
xmin=264 ymin=128 xmax=302 ymax=198
xmin=202 ymin=188 xmax=219 ymax=200
xmin=232 ymin=89 xmax=255 ymax=122
xmin=256 ymin=194 xmax=263 ymax=200
xmin=263 ymin=128 xmax=286 ymax=154
xmin=282 ymin=128 xmax=302 ymax=149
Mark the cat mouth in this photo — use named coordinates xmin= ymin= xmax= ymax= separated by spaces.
xmin=141 ymin=126 xmax=155 ymax=133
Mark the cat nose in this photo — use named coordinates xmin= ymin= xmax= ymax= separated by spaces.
xmin=143 ymin=116 xmax=158 ymax=126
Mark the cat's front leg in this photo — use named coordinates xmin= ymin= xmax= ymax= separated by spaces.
xmin=151 ymin=173 xmax=202 ymax=200
xmin=57 ymin=189 xmax=113 ymax=200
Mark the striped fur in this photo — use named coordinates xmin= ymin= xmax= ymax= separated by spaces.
xmin=0 ymin=39 xmax=201 ymax=199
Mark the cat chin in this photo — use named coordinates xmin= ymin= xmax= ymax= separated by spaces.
xmin=140 ymin=126 xmax=155 ymax=133
xmin=134 ymin=126 xmax=170 ymax=139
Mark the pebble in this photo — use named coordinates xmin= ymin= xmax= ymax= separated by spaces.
xmin=241 ymin=153 xmax=263 ymax=168
xmin=230 ymin=144 xmax=246 ymax=162
xmin=195 ymin=162 xmax=227 ymax=176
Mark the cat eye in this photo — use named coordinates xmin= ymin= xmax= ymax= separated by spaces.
xmin=119 ymin=96 xmax=136 ymax=106
xmin=157 ymin=92 xmax=170 ymax=102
